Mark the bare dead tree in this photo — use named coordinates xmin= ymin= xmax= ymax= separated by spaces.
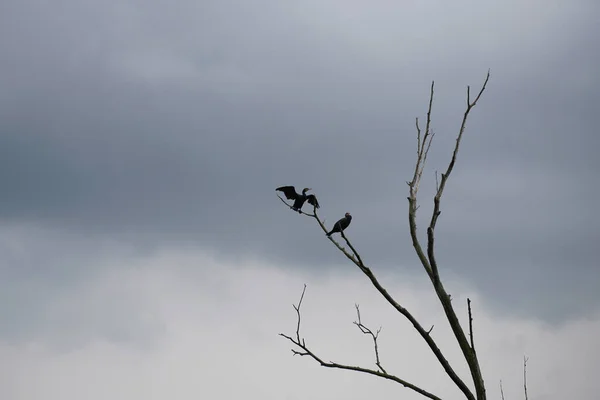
xmin=278 ymin=71 xmax=491 ymax=400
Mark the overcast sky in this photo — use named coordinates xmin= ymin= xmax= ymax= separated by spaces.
xmin=1 ymin=0 xmax=598 ymax=399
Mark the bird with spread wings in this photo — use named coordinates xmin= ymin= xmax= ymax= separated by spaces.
xmin=276 ymin=186 xmax=320 ymax=213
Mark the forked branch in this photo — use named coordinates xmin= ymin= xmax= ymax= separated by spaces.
xmin=353 ymin=304 xmax=386 ymax=373
xmin=407 ymin=71 xmax=490 ymax=400
xmin=279 ymin=286 xmax=442 ymax=400
xmin=277 ymin=70 xmax=491 ymax=400
xmin=276 ymin=198 xmax=475 ymax=400
xmin=276 ymin=194 xmax=318 ymax=217
xmin=429 ymin=70 xmax=491 ymax=234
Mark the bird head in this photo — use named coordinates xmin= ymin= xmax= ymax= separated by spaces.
xmin=345 ymin=212 xmax=351 ymax=218
xmin=302 ymin=188 xmax=311 ymax=194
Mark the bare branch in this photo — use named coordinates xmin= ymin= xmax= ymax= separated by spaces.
xmin=277 ymin=196 xmax=475 ymax=400
xmin=425 ymin=71 xmax=490 ymax=400
xmin=276 ymin=194 xmax=317 ymax=217
xmin=426 ymin=226 xmax=440 ymax=282
xmin=429 ymin=70 xmax=491 ymax=233
xmin=407 ymin=196 xmax=434 ymax=279
xmin=467 ymin=85 xmax=471 ymax=105
xmin=294 ymin=284 xmax=307 ymax=343
xmin=410 ymin=81 xmax=436 ymax=198
xmin=289 ymin=348 xmax=310 ymax=356
xmin=353 ymin=304 xmax=386 ymax=373
xmin=331 ymin=222 xmax=474 ymax=400
xmin=416 ymin=117 xmax=422 ymax=156
xmin=340 ymin=230 xmax=364 ymax=268
xmin=276 ymin=197 xmax=360 ymax=266
xmin=407 ymin=71 xmax=490 ymax=400
xmin=279 ymin=287 xmax=442 ymax=400
xmin=467 ymin=298 xmax=475 ymax=351
xmin=500 ymin=380 xmax=505 ymax=400
xmin=406 ymin=81 xmax=437 ymax=282
xmin=428 ymin=70 xmax=491 ymax=283
xmin=422 ymin=130 xmax=435 ymax=176
xmin=524 ymin=356 xmax=529 ymax=400
xmin=277 ymin=70 xmax=491 ymax=400
xmin=425 ymin=80 xmax=434 ymax=141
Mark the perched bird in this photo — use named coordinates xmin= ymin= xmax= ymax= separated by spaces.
xmin=276 ymin=186 xmax=320 ymax=213
xmin=326 ymin=212 xmax=352 ymax=236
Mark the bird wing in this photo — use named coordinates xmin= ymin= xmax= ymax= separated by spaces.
xmin=340 ymin=216 xmax=351 ymax=230
xmin=333 ymin=217 xmax=344 ymax=229
xmin=276 ymin=186 xmax=298 ymax=200
xmin=306 ymin=194 xmax=319 ymax=208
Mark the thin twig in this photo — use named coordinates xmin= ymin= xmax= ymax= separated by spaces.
xmin=313 ymin=206 xmax=474 ymax=400
xmin=416 ymin=117 xmax=422 ymax=156
xmin=409 ymin=81 xmax=435 ymax=197
xmin=524 ymin=356 xmax=529 ymax=400
xmin=421 ymin=130 xmax=435 ymax=179
xmin=276 ymin=194 xmax=317 ymax=217
xmin=467 ymin=298 xmax=475 ymax=351
xmin=279 ymin=287 xmax=442 ymax=400
xmin=276 ymin=71 xmax=491 ymax=400
xmin=500 ymin=380 xmax=505 ymax=400
xmin=407 ymin=71 xmax=491 ymax=400
xmin=353 ymin=304 xmax=387 ymax=374
xmin=429 ymin=70 xmax=491 ymax=233
xmin=277 ymin=194 xmax=474 ymax=400
xmin=425 ymin=71 xmax=490 ymax=400
xmin=294 ymin=284 xmax=307 ymax=343
xmin=406 ymin=81 xmax=437 ymax=282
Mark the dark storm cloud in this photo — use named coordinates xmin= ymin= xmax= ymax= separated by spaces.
xmin=1 ymin=0 xmax=599 ymax=328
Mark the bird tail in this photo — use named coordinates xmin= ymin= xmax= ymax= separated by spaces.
xmin=326 ymin=230 xmax=332 ymax=236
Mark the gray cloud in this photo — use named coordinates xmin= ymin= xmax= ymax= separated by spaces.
xmin=0 ymin=0 xmax=599 ymax=333
xmin=1 ymin=259 xmax=598 ymax=399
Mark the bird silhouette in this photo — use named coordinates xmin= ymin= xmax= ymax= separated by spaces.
xmin=327 ymin=212 xmax=352 ymax=236
xmin=276 ymin=186 xmax=320 ymax=213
